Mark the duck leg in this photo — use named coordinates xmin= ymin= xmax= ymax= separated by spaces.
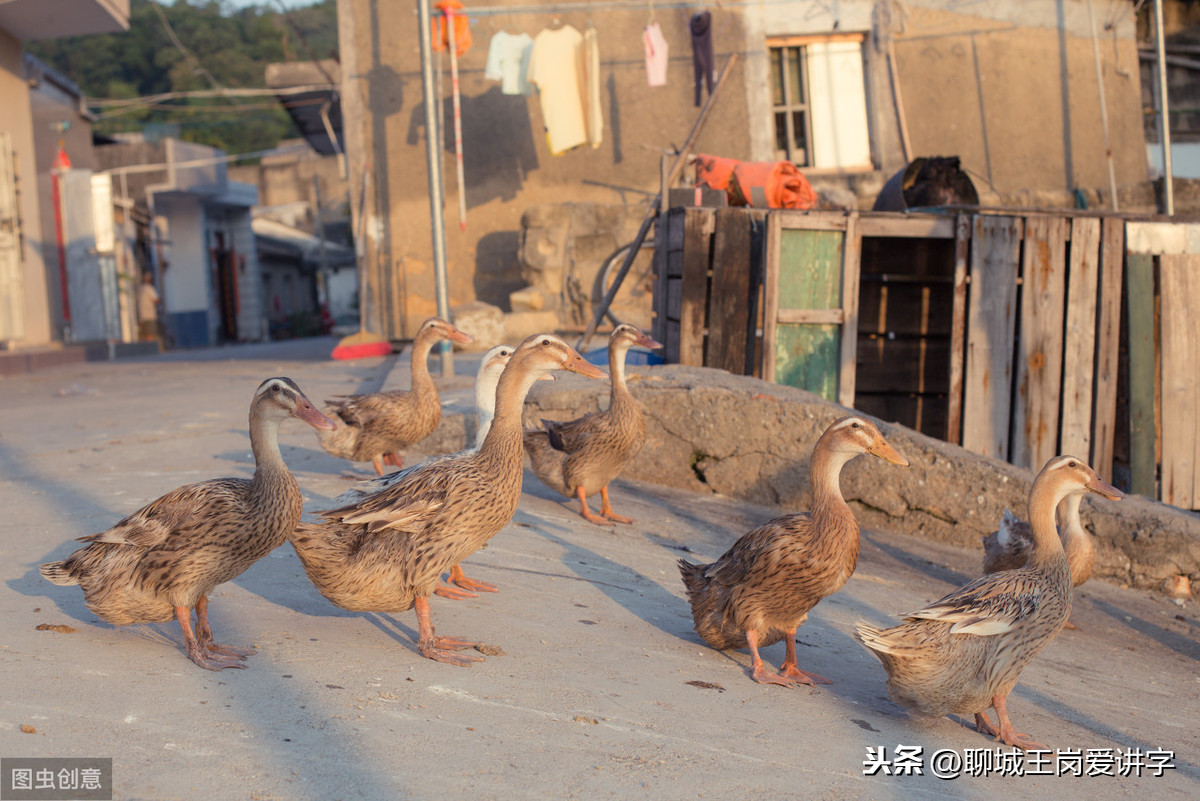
xmin=371 ymin=455 xmax=385 ymax=476
xmin=384 ymin=452 xmax=404 ymax=468
xmin=435 ymin=564 xmax=499 ymax=600
xmin=746 ymin=629 xmax=792 ymax=687
xmin=575 ymin=486 xmax=613 ymax=527
xmin=598 ymin=486 xmax=634 ymax=525
xmin=413 ymin=596 xmax=484 ymax=666
xmin=988 ymin=694 xmax=1046 ymax=750
xmin=777 ymin=629 xmax=832 ymax=685
xmin=195 ymin=596 xmax=254 ymax=660
xmin=174 ymin=606 xmax=245 ymax=671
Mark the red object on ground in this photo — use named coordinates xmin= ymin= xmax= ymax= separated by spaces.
xmin=693 ymin=154 xmax=817 ymax=209
xmin=331 ymin=339 xmax=394 ymax=360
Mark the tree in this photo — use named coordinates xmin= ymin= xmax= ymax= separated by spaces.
xmin=27 ymin=0 xmax=338 ymax=159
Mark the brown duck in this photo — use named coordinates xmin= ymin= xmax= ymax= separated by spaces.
xmin=289 ymin=335 xmax=607 ymax=666
xmin=329 ymin=344 xmax=523 ymax=600
xmin=40 ymin=378 xmax=335 ymax=671
xmin=679 ymin=416 xmax=909 ymax=686
xmin=855 ymin=456 xmax=1123 ymax=749
xmin=524 ymin=324 xmax=661 ymax=526
xmin=316 ymin=317 xmax=472 ymax=475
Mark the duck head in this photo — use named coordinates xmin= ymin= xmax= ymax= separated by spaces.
xmin=254 ymin=377 xmax=336 ymax=430
xmin=820 ymin=415 xmax=909 ymax=466
xmin=418 ymin=316 xmax=474 ymax=346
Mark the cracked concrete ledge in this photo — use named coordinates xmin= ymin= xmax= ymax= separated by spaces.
xmin=494 ymin=364 xmax=1199 ymax=594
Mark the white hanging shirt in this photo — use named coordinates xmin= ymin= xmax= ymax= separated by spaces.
xmin=484 ymin=31 xmax=534 ymax=96
xmin=528 ymin=25 xmax=588 ymax=155
xmin=643 ymin=22 xmax=669 ymax=87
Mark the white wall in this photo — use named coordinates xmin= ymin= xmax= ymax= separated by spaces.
xmin=155 ymin=195 xmax=210 ymax=314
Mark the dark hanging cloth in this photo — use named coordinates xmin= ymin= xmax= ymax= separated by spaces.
xmin=690 ymin=11 xmax=714 ymax=107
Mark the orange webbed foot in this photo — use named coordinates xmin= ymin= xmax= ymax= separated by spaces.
xmin=751 ymin=665 xmax=795 ymax=687
xmin=779 ymin=664 xmax=832 ymax=685
xmin=418 ymin=636 xmax=485 ymax=667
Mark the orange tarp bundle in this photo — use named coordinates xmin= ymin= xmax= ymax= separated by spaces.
xmin=432 ymin=0 xmax=471 ymax=56
xmin=693 ymin=154 xmax=817 ymax=210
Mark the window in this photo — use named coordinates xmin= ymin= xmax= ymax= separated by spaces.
xmin=769 ymin=34 xmax=871 ymax=171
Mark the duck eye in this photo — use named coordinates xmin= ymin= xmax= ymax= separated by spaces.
xmin=1068 ymin=460 xmax=1077 ymax=468
xmin=851 ymin=422 xmax=860 ymax=429
xmin=541 ymin=338 xmax=549 ymax=345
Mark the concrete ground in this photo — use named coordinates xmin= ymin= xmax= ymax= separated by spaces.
xmin=1 ymin=337 xmax=1197 ymax=800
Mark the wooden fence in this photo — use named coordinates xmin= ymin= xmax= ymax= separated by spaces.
xmin=653 ymin=207 xmax=1197 ymax=510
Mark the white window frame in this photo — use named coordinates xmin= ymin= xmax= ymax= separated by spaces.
xmin=768 ymin=33 xmax=872 ymax=172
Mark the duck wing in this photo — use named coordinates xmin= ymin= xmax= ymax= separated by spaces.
xmin=544 ymin=411 xmax=605 ymax=453
xmin=327 ymin=391 xmax=407 ymax=429
xmin=319 ymin=459 xmax=466 ymax=534
xmin=901 ymin=571 xmax=1050 ymax=637
xmin=80 ymin=479 xmax=249 ymax=550
xmin=702 ymin=513 xmax=811 ymax=587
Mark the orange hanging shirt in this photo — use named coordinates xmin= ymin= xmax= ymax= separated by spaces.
xmin=433 ymin=0 xmax=472 ymax=57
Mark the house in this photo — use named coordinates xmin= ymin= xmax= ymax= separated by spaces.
xmin=334 ymin=0 xmax=1149 ymax=339
xmin=252 ymin=214 xmax=356 ymax=337
xmin=95 ymin=136 xmax=262 ymax=348
xmin=0 ymin=0 xmax=130 ymax=351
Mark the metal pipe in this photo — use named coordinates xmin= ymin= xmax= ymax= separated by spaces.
xmin=445 ymin=8 xmax=468 ymax=232
xmin=1154 ymin=0 xmax=1175 ymax=216
xmin=418 ymin=0 xmax=454 ymax=375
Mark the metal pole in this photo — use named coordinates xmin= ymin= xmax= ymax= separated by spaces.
xmin=418 ymin=0 xmax=454 ymax=374
xmin=1154 ymin=0 xmax=1175 ymax=216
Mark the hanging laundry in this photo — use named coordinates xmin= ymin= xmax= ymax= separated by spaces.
xmin=485 ymin=31 xmax=534 ymax=95
xmin=431 ymin=0 xmax=471 ymax=57
xmin=583 ymin=25 xmax=603 ymax=149
xmin=689 ymin=11 xmax=714 ymax=106
xmin=528 ymin=24 xmax=588 ymax=155
xmin=643 ymin=22 xmax=669 ymax=87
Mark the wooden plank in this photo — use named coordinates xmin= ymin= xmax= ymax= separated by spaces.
xmin=1158 ymin=255 xmax=1199 ymax=509
xmin=775 ymin=213 xmax=849 ymax=233
xmin=678 ymin=209 xmax=714 ymax=366
xmin=706 ymin=209 xmax=753 ymax=374
xmin=856 ymin=336 xmax=951 ymax=393
xmin=858 ymin=215 xmax=956 ymax=239
xmin=1060 ymin=217 xmax=1101 ymax=462
xmin=962 ymin=215 xmax=1023 ymax=461
xmin=1092 ymin=218 xmax=1125 ymax=479
xmin=946 ymin=214 xmax=970 ymax=445
xmin=778 ymin=309 xmax=844 ymax=325
xmin=1012 ymin=216 xmax=1068 ymax=471
xmin=1124 ymin=221 xmax=1200 ymax=255
xmin=839 ymin=212 xmax=861 ymax=408
xmin=1125 ymin=252 xmax=1157 ymax=498
xmin=773 ymin=226 xmax=846 ymax=401
xmin=763 ymin=213 xmax=782 ymax=383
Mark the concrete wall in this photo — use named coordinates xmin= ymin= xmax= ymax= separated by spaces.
xmin=156 ymin=195 xmax=211 ymax=346
xmin=0 ymin=28 xmax=51 ymax=346
xmin=339 ymin=0 xmax=1148 ymax=340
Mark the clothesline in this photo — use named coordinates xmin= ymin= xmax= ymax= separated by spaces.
xmin=455 ymin=0 xmax=807 ymax=17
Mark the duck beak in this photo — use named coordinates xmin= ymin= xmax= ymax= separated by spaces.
xmin=635 ymin=332 xmax=663 ymax=350
xmin=561 ymin=350 xmax=608 ymax=380
xmin=446 ymin=326 xmax=474 ymax=345
xmin=295 ymin=399 xmax=337 ymax=431
xmin=868 ymin=437 xmax=909 ymax=467
xmin=1086 ymin=476 xmax=1124 ymax=501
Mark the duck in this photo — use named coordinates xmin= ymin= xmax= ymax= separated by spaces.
xmin=316 ymin=317 xmax=472 ymax=475
xmin=983 ymin=496 xmax=1096 ymax=630
xmin=855 ymin=456 xmax=1123 ymax=749
xmin=40 ymin=378 xmax=335 ymax=671
xmin=331 ymin=344 xmax=528 ymax=600
xmin=984 ymin=495 xmax=1095 ymax=585
xmin=524 ymin=324 xmax=661 ymax=526
xmin=288 ymin=334 xmax=607 ymax=666
xmin=679 ymin=416 xmax=909 ymax=686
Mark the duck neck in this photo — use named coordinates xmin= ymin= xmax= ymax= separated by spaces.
xmin=409 ymin=330 xmax=439 ymax=401
xmin=248 ymin=407 xmax=289 ymax=494
xmin=474 ymin=371 xmax=500 ymax=448
xmin=608 ymin=342 xmax=633 ymax=408
xmin=807 ymin=443 xmax=856 ymax=523
xmin=1027 ymin=478 xmax=1070 ymax=567
xmin=478 ymin=362 xmax=541 ymax=465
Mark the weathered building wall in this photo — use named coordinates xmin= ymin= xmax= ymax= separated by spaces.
xmin=338 ymin=0 xmax=1148 ymax=340
xmin=337 ymin=0 xmax=751 ymax=338
xmin=0 ymin=28 xmax=51 ymax=346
